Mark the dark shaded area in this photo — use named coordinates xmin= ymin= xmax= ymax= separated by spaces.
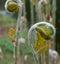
xmin=0 ymin=0 xmax=6 ymax=10
xmin=25 ymin=0 xmax=31 ymax=28
xmin=56 ymin=0 xmax=60 ymax=54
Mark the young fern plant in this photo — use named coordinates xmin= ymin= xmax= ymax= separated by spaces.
xmin=28 ymin=21 xmax=55 ymax=64
xmin=5 ymin=0 xmax=23 ymax=64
